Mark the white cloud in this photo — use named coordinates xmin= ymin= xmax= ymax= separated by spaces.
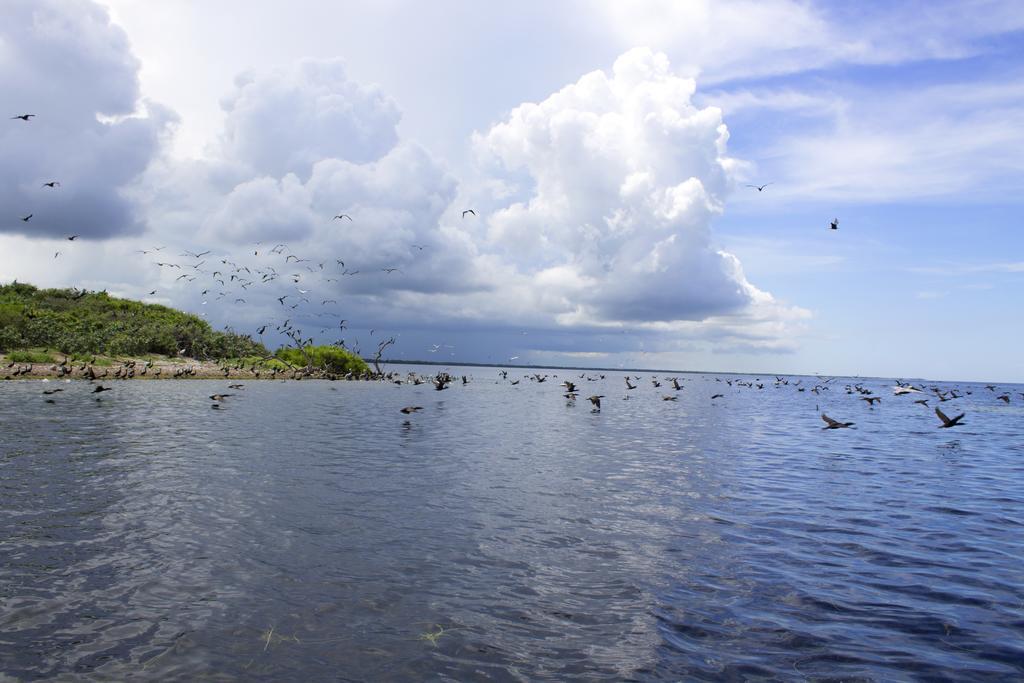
xmin=218 ymin=60 xmax=401 ymax=178
xmin=0 ymin=0 xmax=174 ymax=240
xmin=467 ymin=47 xmax=804 ymax=347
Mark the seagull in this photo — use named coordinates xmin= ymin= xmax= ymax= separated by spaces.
xmin=20 ymin=214 xmax=32 ymax=222
xmin=893 ymin=385 xmax=921 ymax=395
xmin=41 ymin=181 xmax=60 ymax=188
xmin=67 ymin=235 xmax=79 ymax=241
xmin=462 ymin=209 xmax=476 ymax=218
xmin=821 ymin=413 xmax=854 ymax=429
xmin=935 ymin=407 xmax=965 ymax=428
xmin=333 ymin=214 xmax=353 ymax=221
xmin=11 ymin=114 xmax=35 ymax=121
xmin=829 ymin=218 xmax=839 ymax=230
xmin=746 ymin=183 xmax=773 ymax=192
xmin=860 ymin=396 xmax=882 ymax=405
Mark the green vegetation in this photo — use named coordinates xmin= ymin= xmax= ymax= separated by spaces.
xmin=7 ymin=349 xmax=55 ymax=363
xmin=276 ymin=345 xmax=369 ymax=374
xmin=0 ymin=282 xmax=267 ymax=359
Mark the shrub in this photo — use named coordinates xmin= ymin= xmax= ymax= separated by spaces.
xmin=7 ymin=349 xmax=55 ymax=363
xmin=0 ymin=282 xmax=268 ymax=359
xmin=276 ymin=345 xmax=369 ymax=374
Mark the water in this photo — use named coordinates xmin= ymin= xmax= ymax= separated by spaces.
xmin=1 ymin=367 xmax=1022 ymax=681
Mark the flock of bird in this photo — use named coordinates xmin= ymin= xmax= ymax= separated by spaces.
xmin=8 ymin=114 xmax=1010 ymax=434
xmin=18 ymin=350 xmax=1017 ymax=436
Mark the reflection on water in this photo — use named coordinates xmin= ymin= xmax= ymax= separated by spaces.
xmin=1 ymin=368 xmax=1022 ymax=680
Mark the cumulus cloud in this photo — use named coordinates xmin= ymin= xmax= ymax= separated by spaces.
xmin=0 ymin=0 xmax=173 ymax=240
xmin=468 ymin=47 xmax=798 ymax=340
xmin=218 ymin=60 xmax=401 ymax=179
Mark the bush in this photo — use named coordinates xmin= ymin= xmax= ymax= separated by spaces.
xmin=7 ymin=349 xmax=55 ymax=363
xmin=0 ymin=282 xmax=268 ymax=359
xmin=276 ymin=345 xmax=369 ymax=374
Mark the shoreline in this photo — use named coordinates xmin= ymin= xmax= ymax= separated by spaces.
xmin=1 ymin=354 xmax=374 ymax=381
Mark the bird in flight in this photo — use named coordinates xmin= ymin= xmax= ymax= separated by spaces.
xmin=41 ymin=181 xmax=60 ymax=188
xmin=935 ymin=407 xmax=965 ymax=428
xmin=400 ymin=406 xmax=423 ymax=414
xmin=829 ymin=218 xmax=839 ymax=230
xmin=381 ymin=268 xmax=401 ymax=274
xmin=462 ymin=209 xmax=476 ymax=218
xmin=67 ymin=235 xmax=79 ymax=241
xmin=54 ymin=251 xmax=61 ymax=259
xmin=587 ymin=395 xmax=604 ymax=411
xmin=20 ymin=214 xmax=32 ymax=222
xmin=821 ymin=414 xmax=854 ymax=429
xmin=333 ymin=214 xmax=353 ymax=221
xmin=746 ymin=183 xmax=773 ymax=192
xmin=11 ymin=114 xmax=35 ymax=121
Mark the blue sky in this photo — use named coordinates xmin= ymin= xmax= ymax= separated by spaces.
xmin=1 ymin=0 xmax=1021 ymax=382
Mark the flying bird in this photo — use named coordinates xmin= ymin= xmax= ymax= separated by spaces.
xmin=746 ymin=183 xmax=773 ymax=192
xmin=462 ymin=209 xmax=476 ymax=218
xmin=587 ymin=395 xmax=604 ymax=411
xmin=829 ymin=218 xmax=839 ymax=230
xmin=67 ymin=235 xmax=79 ymax=241
xmin=41 ymin=181 xmax=60 ymax=188
xmin=11 ymin=114 xmax=35 ymax=121
xmin=400 ymin=406 xmax=423 ymax=414
xmin=20 ymin=214 xmax=32 ymax=222
xmin=935 ymin=407 xmax=965 ymax=428
xmin=333 ymin=214 xmax=353 ymax=221
xmin=821 ymin=414 xmax=854 ymax=429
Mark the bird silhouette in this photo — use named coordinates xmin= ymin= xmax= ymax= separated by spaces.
xmin=462 ymin=209 xmax=476 ymax=218
xmin=935 ymin=407 xmax=965 ymax=428
xmin=333 ymin=214 xmax=353 ymax=221
xmin=746 ymin=183 xmax=773 ymax=192
xmin=20 ymin=214 xmax=32 ymax=222
xmin=821 ymin=414 xmax=854 ymax=429
xmin=41 ymin=181 xmax=60 ymax=188
xmin=829 ymin=218 xmax=839 ymax=230
xmin=11 ymin=114 xmax=35 ymax=121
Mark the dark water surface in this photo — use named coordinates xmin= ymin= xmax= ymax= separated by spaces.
xmin=1 ymin=367 xmax=1023 ymax=681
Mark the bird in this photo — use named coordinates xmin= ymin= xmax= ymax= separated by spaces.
xmin=148 ymin=290 xmax=157 ymax=295
xmin=914 ymin=399 xmax=929 ymax=406
xmin=935 ymin=407 xmax=965 ymax=428
xmin=587 ymin=395 xmax=604 ymax=411
xmin=746 ymin=183 xmax=773 ymax=192
xmin=41 ymin=181 xmax=60 ymax=188
xmin=462 ymin=209 xmax=476 ymax=218
xmin=829 ymin=218 xmax=839 ymax=230
xmin=861 ymin=396 xmax=882 ymax=405
xmin=209 ymin=394 xmax=233 ymax=402
xmin=20 ymin=214 xmax=32 ymax=222
xmin=997 ymin=394 xmax=1010 ymax=404
xmin=625 ymin=378 xmax=636 ymax=390
xmin=662 ymin=395 xmax=677 ymax=401
xmin=11 ymin=114 xmax=35 ymax=121
xmin=53 ymin=251 xmax=61 ymax=259
xmin=92 ymin=385 xmax=112 ymax=393
xmin=67 ymin=235 xmax=79 ymax=241
xmin=400 ymin=406 xmax=423 ymax=414
xmin=381 ymin=268 xmax=401 ymax=274
xmin=333 ymin=214 xmax=353 ymax=221
xmin=821 ymin=414 xmax=854 ymax=429
xmin=711 ymin=394 xmax=724 ymax=399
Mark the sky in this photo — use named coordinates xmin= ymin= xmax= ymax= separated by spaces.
xmin=1 ymin=0 xmax=1022 ymax=382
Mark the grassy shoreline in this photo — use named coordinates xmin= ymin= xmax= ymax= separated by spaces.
xmin=1 ymin=352 xmax=372 ymax=381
